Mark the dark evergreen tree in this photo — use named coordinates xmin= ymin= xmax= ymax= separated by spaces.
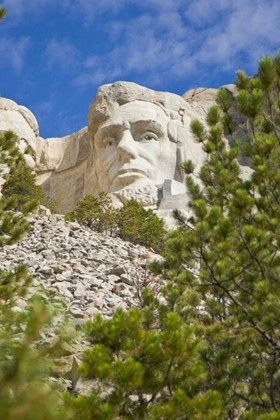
xmin=65 ymin=289 xmax=222 ymax=419
xmin=0 ymin=130 xmax=73 ymax=419
xmin=1 ymin=158 xmax=57 ymax=213
xmin=66 ymin=195 xmax=167 ymax=251
xmin=65 ymin=192 xmax=117 ymax=233
xmin=117 ymin=199 xmax=166 ymax=251
xmin=67 ymin=51 xmax=280 ymax=420
xmin=151 ymin=50 xmax=280 ymax=419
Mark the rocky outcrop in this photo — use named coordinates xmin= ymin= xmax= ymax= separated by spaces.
xmin=35 ymin=128 xmax=93 ymax=213
xmin=0 ymin=98 xmax=40 ymax=187
xmin=2 ymin=213 xmax=163 ymax=320
xmin=0 ymin=213 xmax=163 ymax=388
xmin=0 ymin=82 xmax=238 ymax=214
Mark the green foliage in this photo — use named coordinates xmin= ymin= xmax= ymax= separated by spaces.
xmin=0 ymin=131 xmax=33 ymax=247
xmin=190 ymin=119 xmax=207 ymax=142
xmin=66 ymin=195 xmax=167 ymax=251
xmin=0 ymin=297 xmax=73 ymax=420
xmin=2 ymin=157 xmax=56 ymax=213
xmin=0 ymin=9 xmax=71 ymax=419
xmin=65 ymin=192 xmax=117 ymax=233
xmin=117 ymin=199 xmax=166 ymax=251
xmin=3 ymin=37 xmax=280 ymax=420
xmin=66 ymin=293 xmax=222 ymax=419
xmin=0 ymin=129 xmax=73 ymax=419
xmin=216 ymin=87 xmax=233 ymax=113
xmin=152 ymin=50 xmax=280 ymax=418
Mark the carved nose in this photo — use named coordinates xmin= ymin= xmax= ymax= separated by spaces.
xmin=117 ymin=130 xmax=138 ymax=160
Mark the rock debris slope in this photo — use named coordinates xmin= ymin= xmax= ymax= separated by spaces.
xmin=1 ymin=213 xmax=163 ymax=321
xmin=0 ymin=213 xmax=164 ymax=389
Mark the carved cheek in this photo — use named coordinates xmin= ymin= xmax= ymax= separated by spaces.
xmin=137 ymin=141 xmax=160 ymax=164
xmin=106 ymin=154 xmax=123 ymax=182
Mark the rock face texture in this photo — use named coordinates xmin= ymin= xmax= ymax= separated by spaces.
xmin=2 ymin=213 xmax=162 ymax=321
xmin=0 ymin=82 xmax=237 ymax=213
xmin=0 ymin=98 xmax=40 ymax=186
xmin=0 ymin=97 xmax=39 ymax=158
xmin=36 ymin=128 xmax=92 ymax=213
xmin=0 ymin=213 xmax=163 ymax=388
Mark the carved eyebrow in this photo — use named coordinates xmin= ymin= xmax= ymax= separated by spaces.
xmin=95 ymin=119 xmax=165 ymax=144
xmin=130 ymin=120 xmax=165 ymax=136
xmin=96 ymin=124 xmax=123 ymax=141
xmin=97 ymin=123 xmax=124 ymax=138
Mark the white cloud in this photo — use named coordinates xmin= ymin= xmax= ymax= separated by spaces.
xmin=2 ymin=0 xmax=70 ymax=20
xmin=72 ymin=0 xmax=125 ymax=19
xmin=73 ymin=7 xmax=195 ymax=89
xmin=75 ymin=71 xmax=108 ymax=87
xmin=73 ymin=0 xmax=280 ymax=90
xmin=184 ymin=0 xmax=232 ymax=28
xmin=0 ymin=36 xmax=30 ymax=71
xmin=4 ymin=0 xmax=278 ymax=89
xmin=43 ymin=39 xmax=80 ymax=72
xmin=35 ymin=99 xmax=55 ymax=116
xmin=84 ymin=56 xmax=100 ymax=68
xmin=190 ymin=0 xmax=280 ymax=72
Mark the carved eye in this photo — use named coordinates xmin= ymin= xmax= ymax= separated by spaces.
xmin=104 ymin=138 xmax=116 ymax=148
xmin=140 ymin=132 xmax=159 ymax=142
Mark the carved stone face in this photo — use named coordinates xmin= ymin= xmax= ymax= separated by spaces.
xmin=94 ymin=101 xmax=178 ymax=194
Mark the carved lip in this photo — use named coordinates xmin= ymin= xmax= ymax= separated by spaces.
xmin=116 ymin=168 xmax=148 ymax=177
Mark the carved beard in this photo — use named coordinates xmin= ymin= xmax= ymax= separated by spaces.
xmin=113 ymin=183 xmax=159 ymax=206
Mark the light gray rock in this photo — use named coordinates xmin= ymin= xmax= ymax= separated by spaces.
xmin=39 ymin=266 xmax=54 ymax=275
xmin=55 ymin=273 xmax=66 ymax=282
xmin=0 ymin=97 xmax=38 ymax=175
xmin=74 ymin=288 xmax=87 ymax=298
xmin=0 ymin=210 xmax=166 ymax=394
xmin=0 ymin=214 xmax=163 ymax=321
xmin=107 ymin=265 xmax=127 ymax=276
xmin=107 ymin=274 xmax=120 ymax=282
xmin=119 ymin=274 xmax=134 ymax=286
xmin=0 ymin=82 xmax=236 ymax=216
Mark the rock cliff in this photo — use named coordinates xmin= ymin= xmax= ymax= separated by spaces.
xmin=0 ymin=82 xmax=238 ymax=214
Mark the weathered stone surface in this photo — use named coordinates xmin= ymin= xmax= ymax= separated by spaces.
xmin=0 ymin=211 xmax=168 ymax=392
xmin=0 ymin=213 xmax=163 ymax=321
xmin=0 ymin=97 xmax=39 ymax=156
xmin=0 ymin=82 xmax=226 ymax=214
xmin=0 ymin=212 xmax=165 ymax=386
xmin=35 ymin=127 xmax=92 ymax=213
xmin=87 ymin=82 xmax=210 ymax=211
xmin=0 ymin=82 xmax=250 ymax=231
xmin=0 ymin=98 xmax=40 ymax=189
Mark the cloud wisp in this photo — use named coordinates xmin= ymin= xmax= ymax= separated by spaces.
xmin=0 ymin=36 xmax=30 ymax=72
xmin=3 ymin=0 xmax=279 ymax=86
xmin=1 ymin=0 xmax=279 ymax=138
xmin=43 ymin=38 xmax=80 ymax=72
xmin=71 ymin=0 xmax=280 ymax=89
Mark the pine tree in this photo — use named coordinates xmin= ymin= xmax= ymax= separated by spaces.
xmin=0 ymin=133 xmax=72 ymax=417
xmin=117 ymin=199 xmax=166 ymax=251
xmin=65 ymin=192 xmax=117 ymax=233
xmin=150 ymin=50 xmax=280 ymax=418
xmin=66 ymin=195 xmax=167 ymax=251
xmin=65 ymin=288 xmax=222 ymax=419
xmin=1 ymin=157 xmax=57 ymax=213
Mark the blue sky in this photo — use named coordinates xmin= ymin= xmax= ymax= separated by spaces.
xmin=0 ymin=0 xmax=279 ymax=139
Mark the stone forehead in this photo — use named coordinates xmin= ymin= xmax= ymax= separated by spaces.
xmin=100 ymin=100 xmax=170 ymax=127
xmin=88 ymin=81 xmax=193 ymax=140
xmin=0 ymin=97 xmax=39 ymax=137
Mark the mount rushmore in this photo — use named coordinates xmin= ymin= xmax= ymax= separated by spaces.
xmin=0 ymin=81 xmax=242 ymax=215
